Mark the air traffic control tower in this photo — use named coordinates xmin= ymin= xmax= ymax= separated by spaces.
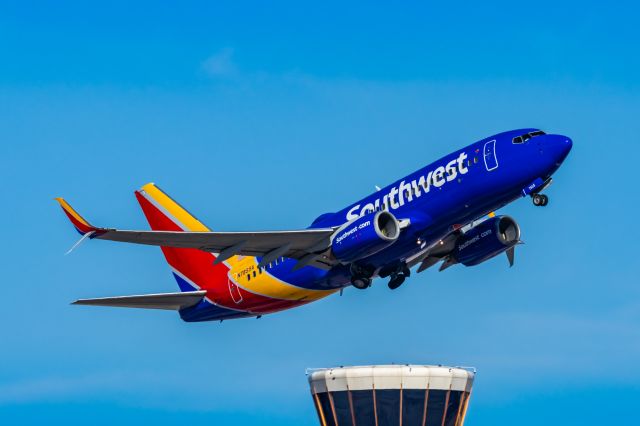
xmin=307 ymin=365 xmax=475 ymax=426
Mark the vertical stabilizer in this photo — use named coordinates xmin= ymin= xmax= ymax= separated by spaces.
xmin=134 ymin=183 xmax=229 ymax=294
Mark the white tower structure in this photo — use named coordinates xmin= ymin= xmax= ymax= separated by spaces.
xmin=307 ymin=365 xmax=475 ymax=426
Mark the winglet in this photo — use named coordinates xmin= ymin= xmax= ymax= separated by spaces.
xmin=55 ymin=197 xmax=99 ymax=235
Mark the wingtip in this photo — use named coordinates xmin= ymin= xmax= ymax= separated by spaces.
xmin=54 ymin=197 xmax=69 ymax=208
xmin=139 ymin=182 xmax=156 ymax=193
xmin=55 ymin=198 xmax=97 ymax=235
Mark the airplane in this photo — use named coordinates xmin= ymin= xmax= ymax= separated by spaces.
xmin=56 ymin=128 xmax=572 ymax=322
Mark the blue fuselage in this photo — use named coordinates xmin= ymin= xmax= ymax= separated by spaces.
xmin=265 ymin=128 xmax=572 ymax=290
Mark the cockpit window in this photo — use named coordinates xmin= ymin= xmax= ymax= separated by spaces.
xmin=512 ymin=130 xmax=546 ymax=144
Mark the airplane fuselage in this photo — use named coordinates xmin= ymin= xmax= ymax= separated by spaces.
xmin=179 ymin=128 xmax=573 ymax=321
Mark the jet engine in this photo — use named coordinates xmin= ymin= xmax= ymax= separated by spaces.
xmin=331 ymin=211 xmax=400 ymax=263
xmin=453 ymin=216 xmax=520 ymax=266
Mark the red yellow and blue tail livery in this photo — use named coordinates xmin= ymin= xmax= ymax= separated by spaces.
xmin=56 ymin=129 xmax=572 ymax=322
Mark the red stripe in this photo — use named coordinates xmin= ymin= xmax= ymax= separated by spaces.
xmin=61 ymin=209 xmax=94 ymax=234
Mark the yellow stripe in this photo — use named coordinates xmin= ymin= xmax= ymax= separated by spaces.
xmin=244 ymin=275 xmax=337 ymax=301
xmin=54 ymin=197 xmax=91 ymax=227
xmin=139 ymin=183 xmax=209 ymax=232
xmin=231 ymin=257 xmax=336 ymax=301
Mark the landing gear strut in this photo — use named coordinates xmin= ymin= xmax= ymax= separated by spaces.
xmin=388 ymin=264 xmax=411 ymax=290
xmin=532 ymin=193 xmax=548 ymax=207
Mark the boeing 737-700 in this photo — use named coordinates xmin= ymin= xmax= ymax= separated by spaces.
xmin=57 ymin=129 xmax=572 ymax=321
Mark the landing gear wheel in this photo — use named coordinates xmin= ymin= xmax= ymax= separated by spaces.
xmin=351 ymin=277 xmax=371 ymax=290
xmin=540 ymin=194 xmax=549 ymax=206
xmin=532 ymin=193 xmax=547 ymax=206
xmin=388 ymin=274 xmax=406 ymax=290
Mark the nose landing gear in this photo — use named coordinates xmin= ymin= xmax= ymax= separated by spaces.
xmin=532 ymin=193 xmax=549 ymax=206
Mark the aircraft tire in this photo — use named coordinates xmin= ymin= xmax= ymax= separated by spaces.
xmin=351 ymin=277 xmax=371 ymax=290
xmin=388 ymin=274 xmax=406 ymax=290
xmin=532 ymin=193 xmax=544 ymax=206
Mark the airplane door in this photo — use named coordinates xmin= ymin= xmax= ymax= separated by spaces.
xmin=483 ymin=139 xmax=498 ymax=171
xmin=228 ymin=275 xmax=244 ymax=304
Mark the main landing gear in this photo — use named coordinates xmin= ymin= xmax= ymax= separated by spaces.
xmin=351 ymin=276 xmax=372 ymax=290
xmin=388 ymin=264 xmax=411 ymax=290
xmin=531 ymin=193 xmax=549 ymax=207
xmin=350 ymin=263 xmax=373 ymax=290
xmin=349 ymin=263 xmax=412 ymax=290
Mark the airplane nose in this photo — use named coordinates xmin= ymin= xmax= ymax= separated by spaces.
xmin=556 ymin=135 xmax=573 ymax=163
xmin=542 ymin=134 xmax=572 ymax=165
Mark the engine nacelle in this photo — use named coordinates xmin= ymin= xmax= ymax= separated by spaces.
xmin=331 ymin=211 xmax=400 ymax=263
xmin=453 ymin=216 xmax=520 ymax=266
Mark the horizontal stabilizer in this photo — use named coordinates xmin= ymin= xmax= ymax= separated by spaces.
xmin=72 ymin=291 xmax=206 ymax=310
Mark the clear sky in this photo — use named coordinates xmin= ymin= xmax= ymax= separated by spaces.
xmin=1 ymin=1 xmax=639 ymax=425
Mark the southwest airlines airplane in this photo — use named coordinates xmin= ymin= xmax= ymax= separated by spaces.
xmin=57 ymin=129 xmax=572 ymax=322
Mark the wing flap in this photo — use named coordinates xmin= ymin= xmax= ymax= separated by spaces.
xmin=95 ymin=228 xmax=334 ymax=253
xmin=72 ymin=291 xmax=207 ymax=310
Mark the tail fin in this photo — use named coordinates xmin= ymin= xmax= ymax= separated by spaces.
xmin=134 ymin=183 xmax=229 ymax=294
xmin=135 ymin=183 xmax=210 ymax=233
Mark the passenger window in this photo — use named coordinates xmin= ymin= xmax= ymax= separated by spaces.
xmin=253 ymin=270 xmax=256 ymax=278
xmin=247 ymin=274 xmax=251 ymax=282
xmin=473 ymin=157 xmax=478 ymax=164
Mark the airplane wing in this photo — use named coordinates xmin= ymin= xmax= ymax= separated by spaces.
xmin=72 ymin=291 xmax=207 ymax=310
xmin=405 ymin=213 xmax=518 ymax=273
xmin=405 ymin=231 xmax=459 ymax=272
xmin=56 ymin=198 xmax=338 ymax=269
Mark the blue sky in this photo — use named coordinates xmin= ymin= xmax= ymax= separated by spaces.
xmin=1 ymin=1 xmax=639 ymax=424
